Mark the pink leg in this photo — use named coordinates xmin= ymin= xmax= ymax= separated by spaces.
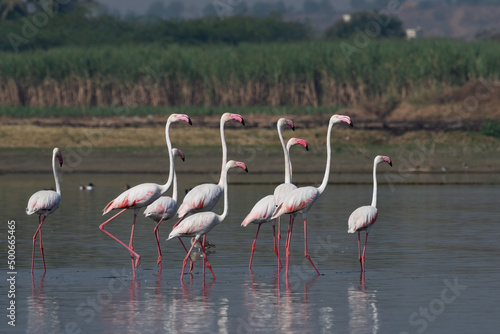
xmin=128 ymin=212 xmax=138 ymax=273
xmin=154 ymin=218 xmax=165 ymax=265
xmin=200 ymin=238 xmax=216 ymax=280
xmin=249 ymin=224 xmax=261 ymax=269
xmin=39 ymin=227 xmax=46 ymax=273
xmin=181 ymin=238 xmax=197 ymax=281
xmin=32 ymin=216 xmax=46 ymax=274
xmin=304 ymin=218 xmax=320 ymax=275
xmin=358 ymin=232 xmax=362 ymax=270
xmin=361 ymin=232 xmax=369 ymax=272
xmin=286 ymin=217 xmax=294 ymax=276
xmin=202 ymin=235 xmax=206 ymax=278
xmin=175 ymin=238 xmax=195 ymax=272
xmin=99 ymin=209 xmax=141 ymax=274
xmin=277 ymin=217 xmax=281 ymax=266
xmin=272 ymin=224 xmax=282 ymax=269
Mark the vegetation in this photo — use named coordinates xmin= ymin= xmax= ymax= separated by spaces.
xmin=482 ymin=119 xmax=500 ymax=138
xmin=0 ymin=39 xmax=499 ymax=109
xmin=0 ymin=9 xmax=311 ymax=52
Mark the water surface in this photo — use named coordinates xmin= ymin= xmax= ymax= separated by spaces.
xmin=1 ymin=173 xmax=498 ymax=333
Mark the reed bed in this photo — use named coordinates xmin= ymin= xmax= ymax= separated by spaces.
xmin=1 ymin=39 xmax=499 ymax=109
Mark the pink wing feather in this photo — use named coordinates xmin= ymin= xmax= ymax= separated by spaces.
xmin=272 ymin=186 xmax=319 ymax=219
xmin=168 ymin=212 xmax=219 ymax=239
xmin=177 ymin=183 xmax=222 ymax=218
xmin=103 ymin=183 xmax=162 ymax=214
xmin=144 ymin=196 xmax=177 ymax=221
xmin=241 ymin=194 xmax=276 ymax=227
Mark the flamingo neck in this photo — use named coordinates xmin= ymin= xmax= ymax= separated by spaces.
xmin=162 ymin=120 xmax=174 ymax=193
xmin=52 ymin=151 xmax=61 ymax=195
xmin=219 ymin=117 xmax=228 ymax=184
xmin=172 ymin=159 xmax=178 ymax=203
xmin=318 ymin=121 xmax=334 ymax=194
xmin=219 ymin=165 xmax=230 ymax=221
xmin=371 ymin=160 xmax=378 ymax=208
xmin=278 ymin=123 xmax=291 ymax=183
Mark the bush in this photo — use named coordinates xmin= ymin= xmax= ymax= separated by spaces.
xmin=481 ymin=119 xmax=500 ymax=138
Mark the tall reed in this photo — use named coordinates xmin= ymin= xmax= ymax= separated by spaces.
xmin=0 ymin=40 xmax=498 ymax=108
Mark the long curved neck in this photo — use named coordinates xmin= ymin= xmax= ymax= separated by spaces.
xmin=371 ymin=160 xmax=378 ymax=208
xmin=162 ymin=120 xmax=174 ymax=193
xmin=219 ymin=166 xmax=230 ymax=221
xmin=172 ymin=159 xmax=178 ymax=202
xmin=52 ymin=152 xmax=61 ymax=195
xmin=278 ymin=124 xmax=291 ymax=183
xmin=219 ymin=118 xmax=227 ymax=184
xmin=318 ymin=121 xmax=334 ymax=194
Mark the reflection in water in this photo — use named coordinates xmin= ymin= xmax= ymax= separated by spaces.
xmin=239 ymin=272 xmax=319 ymax=333
xmin=348 ymin=273 xmax=379 ymax=334
xmin=28 ymin=275 xmax=62 ymax=334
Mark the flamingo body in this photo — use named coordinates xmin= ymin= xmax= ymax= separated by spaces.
xmin=348 ymin=206 xmax=378 ymax=233
xmin=177 ymin=183 xmax=221 ymax=216
xmin=144 ymin=196 xmax=178 ymax=222
xmin=26 ymin=190 xmax=61 ymax=216
xmin=103 ymin=183 xmax=163 ymax=214
xmin=169 ymin=211 xmax=221 ymax=239
xmin=241 ymin=195 xmax=276 ymax=227
xmin=272 ymin=186 xmax=319 ymax=218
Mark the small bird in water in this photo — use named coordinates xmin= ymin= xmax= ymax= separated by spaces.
xmin=79 ymin=183 xmax=94 ymax=191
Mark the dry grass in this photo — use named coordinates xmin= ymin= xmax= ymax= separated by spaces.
xmin=2 ymin=124 xmax=499 ymax=149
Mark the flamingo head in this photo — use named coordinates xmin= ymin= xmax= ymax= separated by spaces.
xmin=375 ymin=155 xmax=392 ymax=167
xmin=278 ymin=118 xmax=295 ymax=131
xmin=172 ymin=148 xmax=185 ymax=161
xmin=226 ymin=160 xmax=248 ymax=173
xmin=330 ymin=114 xmax=353 ymax=127
xmin=170 ymin=113 xmax=192 ymax=125
xmin=288 ymin=138 xmax=308 ymax=151
xmin=53 ymin=147 xmax=63 ymax=167
xmin=222 ymin=113 xmax=245 ymax=126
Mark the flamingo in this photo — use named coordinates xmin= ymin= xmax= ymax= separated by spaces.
xmin=26 ymin=147 xmax=63 ymax=274
xmin=348 ymin=155 xmax=392 ymax=272
xmin=272 ymin=118 xmax=296 ymax=264
xmin=99 ymin=113 xmax=191 ymax=277
xmin=241 ymin=138 xmax=308 ymax=269
xmin=168 ymin=160 xmax=248 ymax=281
xmin=272 ymin=114 xmax=353 ymax=275
xmin=143 ymin=148 xmax=185 ymax=265
xmin=174 ymin=113 xmax=245 ymax=227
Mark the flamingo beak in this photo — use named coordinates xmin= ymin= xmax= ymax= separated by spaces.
xmin=231 ymin=114 xmax=245 ymax=126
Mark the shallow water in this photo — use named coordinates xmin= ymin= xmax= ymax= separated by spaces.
xmin=1 ymin=173 xmax=499 ymax=333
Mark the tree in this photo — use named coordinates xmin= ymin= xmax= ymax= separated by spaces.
xmin=324 ymin=10 xmax=405 ymax=39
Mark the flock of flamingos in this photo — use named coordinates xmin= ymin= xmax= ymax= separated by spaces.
xmin=26 ymin=113 xmax=392 ymax=281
